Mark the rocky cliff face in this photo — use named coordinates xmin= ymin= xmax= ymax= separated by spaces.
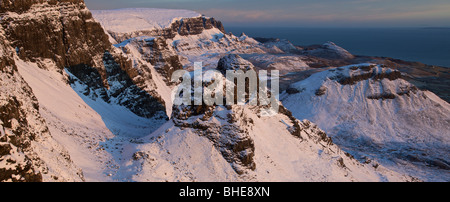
xmin=217 ymin=54 xmax=256 ymax=74
xmin=0 ymin=30 xmax=43 ymax=182
xmin=66 ymin=51 xmax=167 ymax=119
xmin=174 ymin=16 xmax=225 ymax=37
xmin=117 ymin=37 xmax=184 ymax=85
xmin=1 ymin=0 xmax=168 ymax=119
xmin=104 ymin=15 xmax=226 ymax=43
xmin=0 ymin=26 xmax=84 ymax=182
xmin=1 ymin=0 xmax=110 ymax=70
xmin=172 ymin=104 xmax=257 ymax=175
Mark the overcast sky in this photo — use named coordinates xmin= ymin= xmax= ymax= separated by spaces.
xmin=85 ymin=0 xmax=450 ymax=27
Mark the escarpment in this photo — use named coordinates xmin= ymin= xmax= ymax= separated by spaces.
xmin=1 ymin=0 xmax=168 ymax=119
xmin=104 ymin=15 xmax=226 ymax=43
xmin=1 ymin=0 xmax=111 ymax=71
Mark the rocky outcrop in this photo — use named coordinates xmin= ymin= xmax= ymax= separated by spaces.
xmin=172 ymin=104 xmax=256 ymax=175
xmin=66 ymin=51 xmax=168 ymax=119
xmin=217 ymin=54 xmax=255 ymax=74
xmin=103 ymin=51 xmax=167 ymax=119
xmin=175 ymin=16 xmax=225 ymax=36
xmin=333 ymin=64 xmax=402 ymax=85
xmin=170 ymin=56 xmax=256 ymax=174
xmin=122 ymin=37 xmax=183 ymax=85
xmin=0 ymin=59 xmax=44 ymax=181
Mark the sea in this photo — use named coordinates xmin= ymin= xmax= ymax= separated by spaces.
xmin=227 ymin=27 xmax=450 ymax=68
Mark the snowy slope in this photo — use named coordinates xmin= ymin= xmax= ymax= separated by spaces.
xmin=15 ymin=57 xmax=170 ymax=181
xmin=1 ymin=28 xmax=84 ymax=181
xmin=118 ymin=103 xmax=414 ymax=182
xmin=281 ymin=63 xmax=450 ymax=181
xmin=91 ymin=8 xmax=201 ymax=33
xmin=15 ymin=58 xmax=115 ymax=181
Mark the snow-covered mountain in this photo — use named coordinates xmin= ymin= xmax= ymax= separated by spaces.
xmin=1 ymin=1 xmax=448 ymax=182
xmin=114 ymin=55 xmax=414 ymax=182
xmin=281 ymin=63 xmax=450 ymax=181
